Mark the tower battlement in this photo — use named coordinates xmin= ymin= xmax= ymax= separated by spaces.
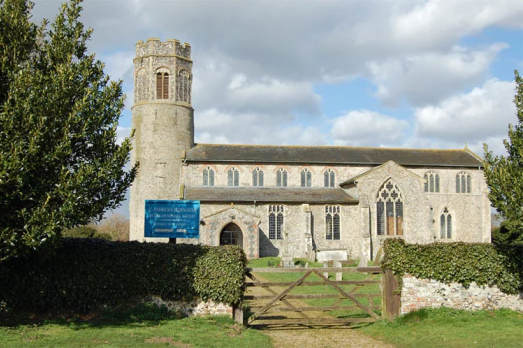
xmin=135 ymin=38 xmax=191 ymax=60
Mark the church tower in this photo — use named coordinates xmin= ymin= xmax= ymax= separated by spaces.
xmin=129 ymin=38 xmax=194 ymax=241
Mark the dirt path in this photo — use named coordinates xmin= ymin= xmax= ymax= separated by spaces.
xmin=245 ymin=272 xmax=394 ymax=348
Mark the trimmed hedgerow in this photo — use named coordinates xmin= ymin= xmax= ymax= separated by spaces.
xmin=381 ymin=239 xmax=523 ymax=295
xmin=0 ymin=239 xmax=247 ymax=312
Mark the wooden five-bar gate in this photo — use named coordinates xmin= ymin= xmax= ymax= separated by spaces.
xmin=242 ymin=266 xmax=399 ymax=327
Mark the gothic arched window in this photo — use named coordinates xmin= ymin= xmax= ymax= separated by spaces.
xmin=156 ymin=72 xmax=169 ymax=99
xmin=268 ymin=205 xmax=284 ymax=240
xmin=276 ymin=168 xmax=288 ymax=187
xmin=301 ymin=168 xmax=312 ymax=187
xmin=252 ymin=167 xmax=264 ymax=187
xmin=325 ymin=205 xmax=340 ymax=240
xmin=440 ymin=208 xmax=452 ymax=239
xmin=203 ymin=167 xmax=214 ymax=186
xmin=376 ymin=179 xmax=404 ymax=236
xmin=228 ymin=167 xmax=239 ymax=186
xmin=456 ymin=172 xmax=471 ymax=193
xmin=424 ymin=171 xmax=440 ymax=193
xmin=324 ymin=169 xmax=335 ymax=188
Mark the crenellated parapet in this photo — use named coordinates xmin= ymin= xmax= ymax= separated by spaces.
xmin=135 ymin=38 xmax=191 ymax=60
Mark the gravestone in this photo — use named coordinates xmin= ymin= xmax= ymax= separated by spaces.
xmin=358 ymin=249 xmax=368 ymax=267
xmin=334 ymin=258 xmax=342 ymax=281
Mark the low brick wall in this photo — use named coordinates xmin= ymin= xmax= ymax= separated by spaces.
xmin=146 ymin=296 xmax=233 ymax=317
xmin=401 ymin=275 xmax=523 ymax=314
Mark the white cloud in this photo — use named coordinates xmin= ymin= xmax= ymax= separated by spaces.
xmin=392 ymin=0 xmax=523 ymax=49
xmin=195 ymin=109 xmax=327 ymax=146
xmin=331 ymin=110 xmax=410 ymax=147
xmin=413 ymin=78 xmax=516 ymax=155
xmin=367 ymin=44 xmax=507 ymax=106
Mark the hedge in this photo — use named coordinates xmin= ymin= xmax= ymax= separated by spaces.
xmin=0 ymin=239 xmax=247 ymax=312
xmin=381 ymin=239 xmax=523 ymax=295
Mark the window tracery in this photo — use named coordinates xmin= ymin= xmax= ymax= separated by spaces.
xmin=252 ymin=167 xmax=264 ymax=187
xmin=268 ymin=205 xmax=284 ymax=240
xmin=324 ymin=169 xmax=335 ymax=188
xmin=228 ymin=167 xmax=239 ymax=186
xmin=376 ymin=179 xmax=404 ymax=236
xmin=325 ymin=205 xmax=340 ymax=240
xmin=424 ymin=171 xmax=440 ymax=193
xmin=276 ymin=168 xmax=288 ymax=187
xmin=203 ymin=167 xmax=214 ymax=186
xmin=301 ymin=168 xmax=312 ymax=187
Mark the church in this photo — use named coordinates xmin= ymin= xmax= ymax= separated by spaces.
xmin=129 ymin=38 xmax=491 ymax=261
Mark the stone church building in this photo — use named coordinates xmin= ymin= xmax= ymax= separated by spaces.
xmin=129 ymin=38 xmax=491 ymax=260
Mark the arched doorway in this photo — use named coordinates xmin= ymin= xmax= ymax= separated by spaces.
xmin=220 ymin=223 xmax=243 ymax=247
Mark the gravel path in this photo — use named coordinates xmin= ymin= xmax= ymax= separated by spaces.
xmin=257 ymin=326 xmax=394 ymax=348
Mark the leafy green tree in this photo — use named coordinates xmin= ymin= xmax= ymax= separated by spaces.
xmin=484 ymin=70 xmax=523 ymax=245
xmin=0 ymin=0 xmax=137 ymax=261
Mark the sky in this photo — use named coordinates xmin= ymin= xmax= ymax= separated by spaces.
xmin=32 ymin=0 xmax=523 ymax=218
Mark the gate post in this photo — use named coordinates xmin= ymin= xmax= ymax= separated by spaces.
xmin=233 ymin=302 xmax=244 ymax=325
xmin=382 ymin=269 xmax=401 ymax=321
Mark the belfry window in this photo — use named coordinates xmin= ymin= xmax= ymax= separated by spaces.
xmin=376 ymin=179 xmax=404 ymax=236
xmin=440 ymin=208 xmax=452 ymax=239
xmin=325 ymin=205 xmax=341 ymax=240
xmin=252 ymin=167 xmax=264 ymax=187
xmin=324 ymin=169 xmax=335 ymax=188
xmin=228 ymin=167 xmax=239 ymax=186
xmin=203 ymin=167 xmax=214 ymax=186
xmin=276 ymin=168 xmax=288 ymax=187
xmin=424 ymin=171 xmax=440 ymax=193
xmin=156 ymin=72 xmax=169 ymax=99
xmin=301 ymin=168 xmax=312 ymax=187
xmin=268 ymin=205 xmax=284 ymax=240
xmin=456 ymin=172 xmax=471 ymax=193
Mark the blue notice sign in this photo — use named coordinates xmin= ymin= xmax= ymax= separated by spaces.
xmin=144 ymin=200 xmax=200 ymax=238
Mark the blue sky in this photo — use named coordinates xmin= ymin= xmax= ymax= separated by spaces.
xmin=32 ymin=0 xmax=523 ymax=217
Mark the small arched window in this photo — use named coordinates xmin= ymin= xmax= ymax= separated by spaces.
xmin=156 ymin=72 xmax=169 ymax=99
xmin=440 ymin=208 xmax=452 ymax=239
xmin=301 ymin=168 xmax=312 ymax=187
xmin=424 ymin=171 xmax=440 ymax=193
xmin=203 ymin=167 xmax=214 ymax=186
xmin=324 ymin=169 xmax=335 ymax=188
xmin=228 ymin=167 xmax=239 ymax=186
xmin=268 ymin=205 xmax=285 ymax=240
xmin=456 ymin=172 xmax=471 ymax=193
xmin=252 ymin=167 xmax=264 ymax=187
xmin=325 ymin=205 xmax=340 ymax=240
xmin=276 ymin=168 xmax=288 ymax=187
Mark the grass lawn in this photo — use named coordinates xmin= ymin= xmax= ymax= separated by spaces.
xmin=0 ymin=304 xmax=272 ymax=348
xmin=360 ymin=307 xmax=523 ymax=348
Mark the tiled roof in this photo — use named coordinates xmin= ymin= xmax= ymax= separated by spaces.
xmin=184 ymin=186 xmax=358 ymax=204
xmin=186 ymin=144 xmax=483 ymax=168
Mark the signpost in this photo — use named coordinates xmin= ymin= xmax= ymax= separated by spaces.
xmin=144 ymin=200 xmax=200 ymax=240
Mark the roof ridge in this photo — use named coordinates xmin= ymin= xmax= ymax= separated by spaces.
xmin=193 ymin=143 xmax=469 ymax=152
